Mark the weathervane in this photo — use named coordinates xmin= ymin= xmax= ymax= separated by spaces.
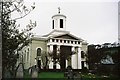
xmin=58 ymin=7 xmax=61 ymax=14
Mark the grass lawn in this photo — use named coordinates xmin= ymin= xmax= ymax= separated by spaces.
xmin=38 ymin=72 xmax=64 ymax=78
xmin=24 ymin=71 xmax=119 ymax=80
xmin=24 ymin=71 xmax=65 ymax=78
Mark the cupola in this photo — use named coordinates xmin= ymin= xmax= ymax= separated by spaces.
xmin=52 ymin=7 xmax=66 ymax=31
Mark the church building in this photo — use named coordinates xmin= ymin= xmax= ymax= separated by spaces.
xmin=17 ymin=8 xmax=88 ymax=70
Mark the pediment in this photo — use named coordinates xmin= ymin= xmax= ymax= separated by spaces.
xmin=54 ymin=34 xmax=80 ymax=40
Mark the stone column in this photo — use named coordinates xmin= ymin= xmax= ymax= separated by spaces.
xmin=66 ymin=60 xmax=68 ymax=68
xmin=50 ymin=45 xmax=53 ymax=52
xmin=49 ymin=59 xmax=53 ymax=69
xmin=71 ymin=46 xmax=77 ymax=69
xmin=84 ymin=61 xmax=87 ymax=67
xmin=56 ymin=63 xmax=60 ymax=69
xmin=57 ymin=45 xmax=60 ymax=54
xmin=78 ymin=47 xmax=81 ymax=69
xmin=49 ymin=45 xmax=53 ymax=69
xmin=56 ymin=45 xmax=60 ymax=69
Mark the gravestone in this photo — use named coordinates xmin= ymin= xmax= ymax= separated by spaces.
xmin=28 ymin=67 xmax=32 ymax=75
xmin=64 ymin=66 xmax=74 ymax=79
xmin=64 ymin=66 xmax=81 ymax=80
xmin=73 ymin=72 xmax=81 ymax=80
xmin=31 ymin=65 xmax=38 ymax=78
xmin=16 ymin=63 xmax=24 ymax=78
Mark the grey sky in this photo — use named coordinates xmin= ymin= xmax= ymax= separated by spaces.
xmin=16 ymin=0 xmax=119 ymax=45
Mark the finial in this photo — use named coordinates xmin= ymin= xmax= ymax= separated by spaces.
xmin=58 ymin=7 xmax=61 ymax=14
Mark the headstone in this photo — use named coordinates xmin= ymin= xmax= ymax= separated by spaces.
xmin=28 ymin=67 xmax=32 ymax=75
xmin=31 ymin=65 xmax=38 ymax=78
xmin=65 ymin=66 xmax=74 ymax=79
xmin=73 ymin=72 xmax=81 ymax=80
xmin=67 ymin=69 xmax=74 ymax=79
xmin=65 ymin=66 xmax=81 ymax=80
xmin=16 ymin=63 xmax=24 ymax=78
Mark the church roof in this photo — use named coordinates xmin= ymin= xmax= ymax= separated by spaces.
xmin=32 ymin=30 xmax=86 ymax=42
xmin=51 ymin=33 xmax=83 ymax=41
xmin=42 ymin=30 xmax=70 ymax=37
xmin=32 ymin=35 xmax=48 ymax=40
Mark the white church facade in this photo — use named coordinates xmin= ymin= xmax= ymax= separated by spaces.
xmin=17 ymin=10 xmax=88 ymax=70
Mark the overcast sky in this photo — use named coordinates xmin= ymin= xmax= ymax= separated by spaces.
xmin=15 ymin=0 xmax=119 ymax=45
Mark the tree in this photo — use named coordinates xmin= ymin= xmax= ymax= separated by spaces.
xmin=88 ymin=43 xmax=120 ymax=76
xmin=1 ymin=0 xmax=36 ymax=77
xmin=48 ymin=48 xmax=76 ymax=69
xmin=88 ymin=44 xmax=106 ymax=69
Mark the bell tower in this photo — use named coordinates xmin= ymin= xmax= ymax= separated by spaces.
xmin=52 ymin=7 xmax=66 ymax=31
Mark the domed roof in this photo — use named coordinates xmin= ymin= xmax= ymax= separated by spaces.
xmin=52 ymin=14 xmax=66 ymax=18
xmin=52 ymin=7 xmax=66 ymax=18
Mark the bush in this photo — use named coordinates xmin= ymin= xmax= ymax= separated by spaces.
xmin=81 ymin=67 xmax=88 ymax=73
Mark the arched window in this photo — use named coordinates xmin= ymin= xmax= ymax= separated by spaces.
xmin=37 ymin=48 xmax=41 ymax=56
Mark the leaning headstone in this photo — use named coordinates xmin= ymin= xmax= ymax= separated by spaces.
xmin=16 ymin=63 xmax=24 ymax=78
xmin=31 ymin=65 xmax=38 ymax=78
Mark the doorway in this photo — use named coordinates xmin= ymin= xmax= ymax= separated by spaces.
xmin=37 ymin=60 xmax=41 ymax=69
xmin=60 ymin=46 xmax=71 ymax=70
xmin=81 ymin=61 xmax=84 ymax=69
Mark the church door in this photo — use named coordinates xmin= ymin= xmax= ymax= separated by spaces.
xmin=60 ymin=46 xmax=71 ymax=70
xmin=82 ymin=61 xmax=84 ymax=69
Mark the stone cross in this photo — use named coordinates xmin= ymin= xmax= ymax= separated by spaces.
xmin=58 ymin=7 xmax=61 ymax=14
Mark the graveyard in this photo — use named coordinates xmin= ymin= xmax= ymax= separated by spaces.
xmin=22 ymin=65 xmax=118 ymax=79
xmin=23 ymin=71 xmax=118 ymax=79
xmin=3 ymin=62 xmax=119 ymax=79
xmin=24 ymin=72 xmax=64 ymax=78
